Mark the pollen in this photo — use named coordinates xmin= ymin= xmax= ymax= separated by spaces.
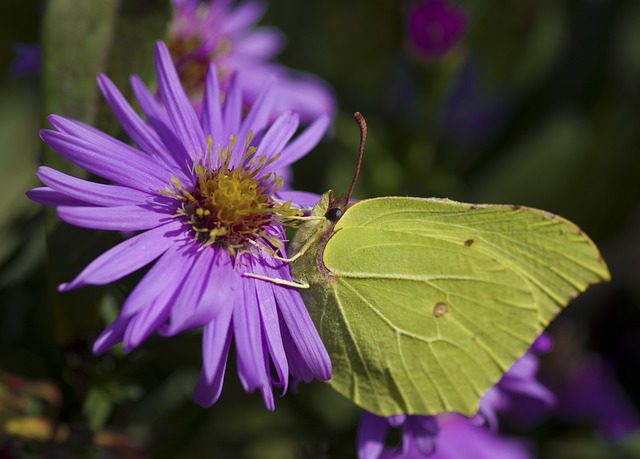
xmin=164 ymin=135 xmax=301 ymax=257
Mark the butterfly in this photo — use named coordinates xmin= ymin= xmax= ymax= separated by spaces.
xmin=287 ymin=113 xmax=609 ymax=416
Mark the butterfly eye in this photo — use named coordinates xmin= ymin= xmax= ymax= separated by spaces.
xmin=325 ymin=207 xmax=343 ymax=222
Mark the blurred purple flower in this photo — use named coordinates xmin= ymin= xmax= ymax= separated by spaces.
xmin=430 ymin=415 xmax=533 ymax=459
xmin=358 ymin=413 xmax=533 ymax=459
xmin=551 ymin=354 xmax=640 ymax=440
xmin=357 ymin=413 xmax=439 ymax=459
xmin=406 ymin=0 xmax=467 ymax=59
xmin=9 ymin=43 xmax=41 ymax=78
xmin=169 ymin=0 xmax=335 ymax=121
xmin=357 ymin=337 xmax=552 ymax=458
xmin=26 ymin=41 xmax=332 ymax=410
xmin=439 ymin=60 xmax=516 ymax=155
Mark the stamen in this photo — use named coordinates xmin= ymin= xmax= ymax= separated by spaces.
xmin=242 ymin=272 xmax=310 ymax=289
xmin=163 ymin=133 xmax=302 ymax=259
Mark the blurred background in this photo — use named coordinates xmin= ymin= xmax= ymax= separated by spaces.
xmin=1 ymin=0 xmax=640 ymax=457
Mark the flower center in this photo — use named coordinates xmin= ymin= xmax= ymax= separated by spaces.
xmin=164 ymin=136 xmax=300 ymax=257
xmin=168 ymin=30 xmax=231 ymax=98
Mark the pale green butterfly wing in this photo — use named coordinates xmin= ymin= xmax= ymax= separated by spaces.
xmin=290 ymin=195 xmax=609 ymax=417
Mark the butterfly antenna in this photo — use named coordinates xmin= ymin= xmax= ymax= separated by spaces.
xmin=346 ymin=112 xmax=367 ymax=202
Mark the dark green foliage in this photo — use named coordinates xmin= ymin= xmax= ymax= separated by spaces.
xmin=1 ymin=1 xmax=639 ymax=457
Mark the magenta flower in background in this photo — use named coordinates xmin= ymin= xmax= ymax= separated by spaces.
xmin=26 ymin=40 xmax=332 ymax=410
xmin=406 ymin=0 xmax=467 ymax=59
xmin=169 ymin=0 xmax=336 ymax=121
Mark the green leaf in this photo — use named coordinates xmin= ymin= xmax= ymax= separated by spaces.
xmin=290 ymin=194 xmax=609 ymax=416
xmin=41 ymin=0 xmax=120 ymax=173
xmin=94 ymin=0 xmax=173 ymax=137
xmin=39 ymin=0 xmax=172 ymax=346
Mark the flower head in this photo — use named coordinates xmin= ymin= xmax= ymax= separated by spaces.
xmin=406 ymin=0 xmax=467 ymax=59
xmin=27 ymin=40 xmax=332 ymax=410
xmin=168 ymin=0 xmax=335 ymax=120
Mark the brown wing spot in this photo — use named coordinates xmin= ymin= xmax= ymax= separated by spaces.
xmin=511 ymin=205 xmax=521 ymax=210
xmin=464 ymin=239 xmax=474 ymax=247
xmin=433 ymin=302 xmax=448 ymax=318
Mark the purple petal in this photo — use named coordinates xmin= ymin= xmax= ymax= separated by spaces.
xmin=57 ymin=204 xmax=172 ymax=231
xmin=130 ymin=74 xmax=193 ymax=169
xmin=40 ymin=128 xmax=170 ymax=193
xmin=532 ymin=334 xmax=554 ymax=354
xmin=233 ymin=76 xmax=277 ymax=159
xmin=219 ymin=0 xmax=264 ymax=35
xmin=59 ymin=220 xmax=183 ymax=291
xmin=122 ymin=295 xmax=173 ymax=352
xmin=357 ymin=412 xmax=388 ymax=459
xmin=406 ymin=416 xmax=439 ymax=456
xmin=498 ymin=352 xmax=555 ymax=407
xmin=234 ymin=28 xmax=284 ymax=58
xmin=97 ymin=74 xmax=186 ymax=175
xmin=161 ymin=247 xmax=234 ymax=335
xmin=201 ymin=63 xmax=224 ymax=149
xmin=234 ymin=275 xmax=274 ymax=410
xmin=26 ymin=187 xmax=88 ymax=207
xmin=91 ymin=243 xmax=195 ymax=354
xmin=388 ymin=414 xmax=407 ymax=427
xmin=193 ymin=306 xmax=234 ymax=407
xmin=233 ymin=63 xmax=336 ymax=121
xmin=48 ymin=114 xmax=123 ymax=145
xmin=119 ymin=242 xmax=194 ymax=319
xmin=36 ymin=166 xmax=151 ymax=207
xmin=267 ymin=115 xmax=330 ymax=171
xmin=172 ymin=0 xmax=197 ymax=15
xmin=154 ymin=41 xmax=207 ymax=159
xmin=274 ymin=190 xmax=322 ymax=209
xmin=222 ymin=73 xmax=242 ymax=145
xmin=93 ymin=319 xmax=127 ymax=354
xmin=269 ymin=73 xmax=336 ymax=120
xmin=271 ymin=274 xmax=331 ymax=382
xmin=250 ymin=253 xmax=289 ymax=392
xmin=256 ymin=111 xmax=299 ymax=161
xmin=431 ymin=415 xmax=533 ymax=459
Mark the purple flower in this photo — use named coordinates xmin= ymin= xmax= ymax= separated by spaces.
xmin=168 ymin=0 xmax=335 ymax=121
xmin=357 ymin=337 xmax=553 ymax=458
xmin=357 ymin=413 xmax=533 ymax=459
xmin=430 ymin=415 xmax=533 ymax=459
xmin=406 ymin=0 xmax=467 ymax=59
xmin=9 ymin=43 xmax=41 ymax=78
xmin=357 ymin=413 xmax=439 ymax=459
xmin=26 ymin=40 xmax=332 ymax=410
